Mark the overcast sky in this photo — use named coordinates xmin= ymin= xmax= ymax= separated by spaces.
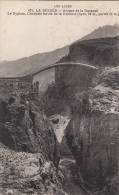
xmin=0 ymin=1 xmax=119 ymax=61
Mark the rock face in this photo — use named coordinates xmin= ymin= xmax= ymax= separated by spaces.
xmin=0 ymin=143 xmax=64 ymax=195
xmin=0 ymin=97 xmax=64 ymax=194
xmin=36 ymin=36 xmax=119 ymax=194
xmin=65 ymin=68 xmax=119 ymax=194
xmin=0 ymin=98 xmax=60 ymax=165
xmin=35 ymin=36 xmax=119 ymax=194
xmin=69 ymin=36 xmax=119 ymax=67
xmin=54 ymin=36 xmax=119 ymax=106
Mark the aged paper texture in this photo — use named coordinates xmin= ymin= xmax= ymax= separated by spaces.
xmin=0 ymin=1 xmax=119 ymax=195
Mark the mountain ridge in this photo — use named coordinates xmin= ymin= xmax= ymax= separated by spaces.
xmin=0 ymin=25 xmax=119 ymax=77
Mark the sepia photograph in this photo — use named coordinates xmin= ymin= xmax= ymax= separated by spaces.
xmin=0 ymin=1 xmax=119 ymax=194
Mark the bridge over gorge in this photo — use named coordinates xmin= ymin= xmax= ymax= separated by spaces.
xmin=0 ymin=62 xmax=98 ymax=97
xmin=32 ymin=61 xmax=98 ymax=94
xmin=32 ymin=62 xmax=98 ymax=76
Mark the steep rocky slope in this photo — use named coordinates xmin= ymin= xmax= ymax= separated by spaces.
xmin=0 ymin=97 xmax=65 ymax=194
xmin=61 ymin=36 xmax=119 ymax=67
xmin=52 ymin=36 xmax=119 ymax=110
xmin=39 ymin=37 xmax=119 ymax=115
xmin=65 ymin=67 xmax=119 ymax=194
xmin=0 ymin=98 xmax=60 ymax=164
xmin=0 ymin=143 xmax=64 ymax=195
xmin=38 ymin=37 xmax=119 ymax=180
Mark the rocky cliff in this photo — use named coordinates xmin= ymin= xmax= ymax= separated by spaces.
xmin=69 ymin=36 xmax=119 ymax=67
xmin=53 ymin=36 xmax=119 ymax=107
xmin=59 ymin=36 xmax=119 ymax=68
xmin=38 ymin=38 xmax=119 ymax=192
xmin=0 ymin=96 xmax=65 ymax=194
xmin=65 ymin=67 xmax=119 ymax=194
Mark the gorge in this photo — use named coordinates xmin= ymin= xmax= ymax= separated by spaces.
xmin=0 ymin=25 xmax=119 ymax=195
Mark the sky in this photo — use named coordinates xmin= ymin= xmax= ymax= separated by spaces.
xmin=0 ymin=1 xmax=119 ymax=61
